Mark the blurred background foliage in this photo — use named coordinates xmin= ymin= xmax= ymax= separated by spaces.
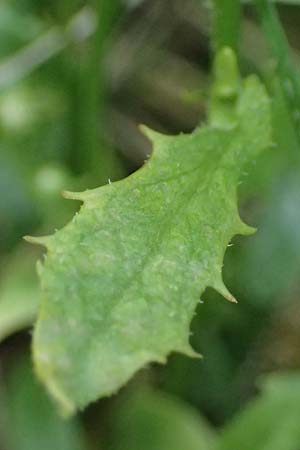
xmin=0 ymin=0 xmax=300 ymax=449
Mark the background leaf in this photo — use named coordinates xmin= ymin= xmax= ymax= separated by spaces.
xmin=218 ymin=372 xmax=300 ymax=450
xmin=2 ymin=356 xmax=86 ymax=450
xmin=0 ymin=247 xmax=40 ymax=343
xmin=109 ymin=387 xmax=216 ymax=450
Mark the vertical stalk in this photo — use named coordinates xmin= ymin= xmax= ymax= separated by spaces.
xmin=72 ymin=0 xmax=124 ymax=183
xmin=212 ymin=0 xmax=241 ymax=54
xmin=254 ymin=0 xmax=300 ymax=146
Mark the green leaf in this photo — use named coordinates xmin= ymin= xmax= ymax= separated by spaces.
xmin=218 ymin=372 xmax=300 ymax=450
xmin=3 ymin=356 xmax=86 ymax=450
xmin=109 ymin=387 xmax=216 ymax=450
xmin=253 ymin=0 xmax=300 ymax=146
xmin=0 ymin=247 xmax=40 ymax=343
xmin=30 ymin=49 xmax=271 ymax=414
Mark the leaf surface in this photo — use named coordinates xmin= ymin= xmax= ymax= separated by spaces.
xmin=31 ymin=50 xmax=271 ymax=414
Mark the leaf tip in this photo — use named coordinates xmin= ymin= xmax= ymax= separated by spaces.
xmin=23 ymin=235 xmax=50 ymax=248
xmin=48 ymin=381 xmax=76 ymax=418
xmin=236 ymin=219 xmax=256 ymax=236
xmin=62 ymin=190 xmax=86 ymax=202
xmin=155 ymin=355 xmax=167 ymax=364
xmin=213 ymin=279 xmax=238 ymax=304
xmin=183 ymin=345 xmax=202 ymax=359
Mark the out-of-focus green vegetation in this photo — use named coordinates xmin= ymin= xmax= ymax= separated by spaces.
xmin=2 ymin=357 xmax=86 ymax=450
xmin=0 ymin=0 xmax=300 ymax=449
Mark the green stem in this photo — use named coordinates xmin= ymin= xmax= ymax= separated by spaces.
xmin=212 ymin=0 xmax=241 ymax=54
xmin=254 ymin=0 xmax=300 ymax=145
xmin=72 ymin=0 xmax=124 ymax=182
xmin=83 ymin=0 xmax=122 ymax=137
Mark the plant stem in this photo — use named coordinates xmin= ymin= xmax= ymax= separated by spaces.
xmin=212 ymin=0 xmax=241 ymax=54
xmin=254 ymin=0 xmax=300 ymax=145
xmin=72 ymin=0 xmax=124 ymax=183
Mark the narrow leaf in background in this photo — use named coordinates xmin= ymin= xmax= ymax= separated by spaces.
xmin=254 ymin=0 xmax=300 ymax=146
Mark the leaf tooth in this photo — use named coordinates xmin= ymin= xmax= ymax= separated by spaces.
xmin=181 ymin=344 xmax=202 ymax=359
xmin=155 ymin=355 xmax=167 ymax=364
xmin=61 ymin=190 xmax=88 ymax=202
xmin=236 ymin=219 xmax=256 ymax=236
xmin=139 ymin=124 xmax=164 ymax=144
xmin=212 ymin=279 xmax=238 ymax=304
xmin=23 ymin=235 xmax=51 ymax=248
